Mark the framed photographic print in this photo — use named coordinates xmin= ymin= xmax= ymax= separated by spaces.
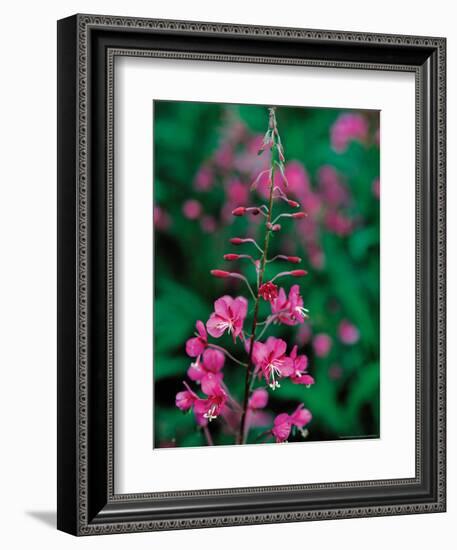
xmin=57 ymin=14 xmax=446 ymax=535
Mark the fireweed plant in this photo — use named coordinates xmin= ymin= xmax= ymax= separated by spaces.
xmin=175 ymin=108 xmax=315 ymax=445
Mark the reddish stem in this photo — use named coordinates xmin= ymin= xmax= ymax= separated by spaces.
xmin=238 ymin=164 xmax=276 ymax=444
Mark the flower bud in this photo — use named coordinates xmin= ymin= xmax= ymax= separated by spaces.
xmin=210 ymin=269 xmax=231 ymax=278
xmin=287 ymin=256 xmax=302 ymax=264
xmin=291 ymin=212 xmax=307 ymax=219
xmin=287 ymin=199 xmax=300 ymax=208
xmin=271 ymin=224 xmax=281 ymax=232
xmin=224 ymin=254 xmax=240 ymax=261
xmin=290 ymin=270 xmax=308 ymax=277
xmin=230 ymin=237 xmax=245 ymax=245
xmin=232 ymin=207 xmax=246 ymax=216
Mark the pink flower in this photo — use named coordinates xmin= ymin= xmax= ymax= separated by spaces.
xmin=331 ymin=112 xmax=369 ymax=152
xmin=290 ymin=404 xmax=312 ymax=432
xmin=214 ymin=143 xmax=233 ymax=169
xmin=338 ymin=320 xmax=360 ymax=345
xmin=175 ymin=383 xmax=197 ymax=411
xmin=313 ymin=333 xmax=332 ymax=357
xmin=318 ymin=165 xmax=349 ymax=207
xmin=271 ymin=405 xmax=312 ymax=442
xmin=194 ymin=165 xmax=213 ymax=191
xmin=252 ymin=337 xmax=293 ymax=390
xmin=200 ymin=215 xmax=217 ymax=233
xmin=324 ymin=211 xmax=354 ymax=236
xmin=258 ymin=281 xmax=278 ymax=302
xmin=226 ymin=179 xmax=249 ymax=205
xmin=329 ymin=364 xmax=343 ymax=380
xmin=187 ymin=348 xmax=225 ymax=382
xmin=194 ymin=374 xmax=228 ymax=422
xmin=296 ymin=324 xmax=312 ymax=346
xmin=270 ymin=284 xmax=308 ymax=326
xmin=177 ymin=376 xmax=228 ymax=425
xmin=185 ymin=320 xmax=208 ymax=357
xmin=206 ymin=295 xmax=248 ymax=341
xmin=248 ymin=388 xmax=268 ymax=410
xmin=272 ymin=413 xmax=291 ymax=443
xmin=154 ymin=205 xmax=171 ymax=231
xmin=284 ymin=161 xmax=311 ymax=198
xmin=288 ymin=345 xmax=315 ymax=386
xmin=182 ymin=199 xmax=202 ymax=220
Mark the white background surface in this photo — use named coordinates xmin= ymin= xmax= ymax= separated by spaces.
xmin=115 ymin=58 xmax=415 ymax=493
xmin=0 ymin=0 xmax=454 ymax=548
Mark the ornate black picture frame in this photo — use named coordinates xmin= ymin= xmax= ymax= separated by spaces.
xmin=57 ymin=14 xmax=446 ymax=535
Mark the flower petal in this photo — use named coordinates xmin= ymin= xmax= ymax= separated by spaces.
xmin=196 ymin=320 xmax=207 ymax=340
xmin=202 ymin=348 xmax=225 ymax=372
xmin=214 ymin=295 xmax=232 ymax=318
xmin=206 ymin=313 xmax=226 ymax=338
xmin=185 ymin=337 xmax=205 ymax=357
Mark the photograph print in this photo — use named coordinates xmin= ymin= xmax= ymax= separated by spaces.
xmin=153 ymin=100 xmax=380 ymax=449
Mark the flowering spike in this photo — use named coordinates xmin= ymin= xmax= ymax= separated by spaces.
xmin=178 ymin=106 xmax=314 ymax=446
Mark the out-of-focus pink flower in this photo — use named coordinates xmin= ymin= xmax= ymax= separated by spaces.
xmin=248 ymin=388 xmax=268 ymax=410
xmin=185 ymin=320 xmax=208 ymax=357
xmin=270 ymin=284 xmax=308 ymax=326
xmin=338 ymin=319 xmax=360 ymax=345
xmin=259 ymin=281 xmax=279 ymax=302
xmin=200 ymin=215 xmax=217 ymax=233
xmin=331 ymin=112 xmax=369 ymax=153
xmin=284 ymin=161 xmax=311 ymax=198
xmin=188 ymin=348 xmax=225 ymax=382
xmin=214 ymin=143 xmax=233 ymax=170
xmin=182 ymin=199 xmax=202 ymax=220
xmin=226 ymin=179 xmax=249 ymax=205
xmin=313 ymin=333 xmax=332 ymax=358
xmin=272 ymin=413 xmax=291 ymax=443
xmin=252 ymin=337 xmax=294 ymax=390
xmin=372 ymin=177 xmax=380 ymax=199
xmin=194 ymin=165 xmax=213 ymax=191
xmin=206 ymin=295 xmax=248 ymax=341
xmin=324 ymin=211 xmax=354 ymax=236
xmin=307 ymin=242 xmax=326 ymax=270
xmin=318 ymin=165 xmax=349 ymax=207
xmin=296 ymin=323 xmax=312 ymax=346
xmin=288 ymin=345 xmax=314 ymax=386
xmin=154 ymin=205 xmax=171 ymax=231
xmin=328 ymin=364 xmax=343 ymax=380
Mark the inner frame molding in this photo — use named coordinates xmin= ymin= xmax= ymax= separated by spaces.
xmin=57 ymin=13 xmax=446 ymax=536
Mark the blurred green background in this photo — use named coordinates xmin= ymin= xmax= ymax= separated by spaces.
xmin=153 ymin=100 xmax=380 ymax=448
